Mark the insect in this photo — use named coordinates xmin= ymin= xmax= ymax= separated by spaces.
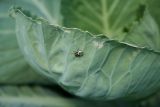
xmin=73 ymin=49 xmax=84 ymax=57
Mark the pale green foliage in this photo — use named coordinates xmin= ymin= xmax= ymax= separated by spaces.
xmin=11 ymin=7 xmax=160 ymax=100
xmin=0 ymin=0 xmax=160 ymax=106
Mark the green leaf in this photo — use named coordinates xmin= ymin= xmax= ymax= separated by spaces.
xmin=0 ymin=0 xmax=62 ymax=84
xmin=122 ymin=10 xmax=160 ymax=52
xmin=62 ymin=0 xmax=144 ymax=38
xmin=11 ymin=7 xmax=160 ymax=100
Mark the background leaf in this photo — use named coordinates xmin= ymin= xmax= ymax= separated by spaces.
xmin=62 ymin=0 xmax=144 ymax=38
xmin=0 ymin=0 xmax=62 ymax=84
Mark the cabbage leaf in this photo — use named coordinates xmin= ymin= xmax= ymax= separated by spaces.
xmin=11 ymin=7 xmax=160 ymax=100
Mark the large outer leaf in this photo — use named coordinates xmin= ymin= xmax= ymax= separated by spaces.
xmin=11 ymin=8 xmax=160 ymax=100
xmin=0 ymin=0 xmax=62 ymax=84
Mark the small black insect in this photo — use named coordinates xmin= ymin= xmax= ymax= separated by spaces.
xmin=74 ymin=49 xmax=84 ymax=57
